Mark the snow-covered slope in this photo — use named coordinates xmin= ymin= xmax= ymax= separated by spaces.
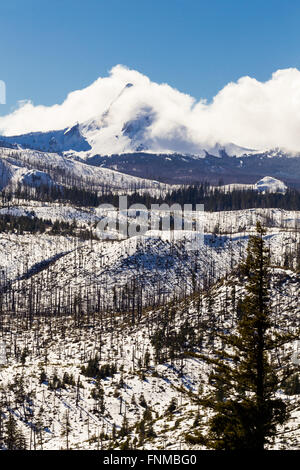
xmin=0 ymin=196 xmax=299 ymax=450
xmin=0 ymin=157 xmax=13 ymax=190
xmin=221 ymin=176 xmax=287 ymax=193
xmin=1 ymin=204 xmax=300 ymax=312
xmin=0 ymin=265 xmax=298 ymax=450
xmin=0 ymin=123 xmax=91 ymax=154
xmin=255 ymin=176 xmax=287 ymax=193
xmin=0 ymin=147 xmax=166 ymax=192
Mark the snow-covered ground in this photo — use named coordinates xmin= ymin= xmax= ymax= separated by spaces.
xmin=0 ymin=266 xmax=298 ymax=450
xmin=0 ymin=147 xmax=167 ymax=192
xmin=0 ymin=197 xmax=299 ymax=450
xmin=221 ymin=176 xmax=287 ymax=194
xmin=0 ymin=205 xmax=299 ymax=311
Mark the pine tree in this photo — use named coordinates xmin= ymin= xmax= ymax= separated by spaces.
xmin=61 ymin=410 xmax=71 ymax=450
xmin=199 ymin=222 xmax=299 ymax=450
xmin=5 ymin=414 xmax=19 ymax=450
xmin=4 ymin=414 xmax=26 ymax=450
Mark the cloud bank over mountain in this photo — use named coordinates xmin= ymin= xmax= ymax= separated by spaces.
xmin=1 ymin=65 xmax=300 ymax=153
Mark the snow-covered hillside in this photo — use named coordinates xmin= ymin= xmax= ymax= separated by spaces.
xmin=0 ymin=163 xmax=299 ymax=451
xmin=0 ymin=147 xmax=166 ymax=192
xmin=1 ymin=204 xmax=300 ymax=313
xmin=0 ymin=189 xmax=299 ymax=451
xmin=221 ymin=176 xmax=287 ymax=193
xmin=0 ymin=266 xmax=298 ymax=450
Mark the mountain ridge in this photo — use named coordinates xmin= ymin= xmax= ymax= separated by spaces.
xmin=86 ymin=151 xmax=300 ymax=187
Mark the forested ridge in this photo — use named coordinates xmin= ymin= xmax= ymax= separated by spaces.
xmin=2 ymin=182 xmax=300 ymax=211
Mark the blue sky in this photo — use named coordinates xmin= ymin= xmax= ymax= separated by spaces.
xmin=0 ymin=0 xmax=300 ymax=116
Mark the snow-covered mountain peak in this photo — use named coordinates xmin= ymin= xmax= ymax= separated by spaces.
xmin=0 ymin=74 xmax=298 ymax=161
xmin=1 ymin=65 xmax=300 ymax=157
xmin=0 ymin=74 xmax=256 ymax=158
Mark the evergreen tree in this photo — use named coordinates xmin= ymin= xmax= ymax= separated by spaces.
xmin=4 ymin=414 xmax=26 ymax=450
xmin=199 ymin=222 xmax=299 ymax=450
xmin=61 ymin=410 xmax=71 ymax=450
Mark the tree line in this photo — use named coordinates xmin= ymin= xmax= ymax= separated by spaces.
xmin=3 ymin=181 xmax=300 ymax=211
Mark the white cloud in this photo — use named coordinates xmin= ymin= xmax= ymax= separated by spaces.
xmin=1 ymin=65 xmax=300 ymax=153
